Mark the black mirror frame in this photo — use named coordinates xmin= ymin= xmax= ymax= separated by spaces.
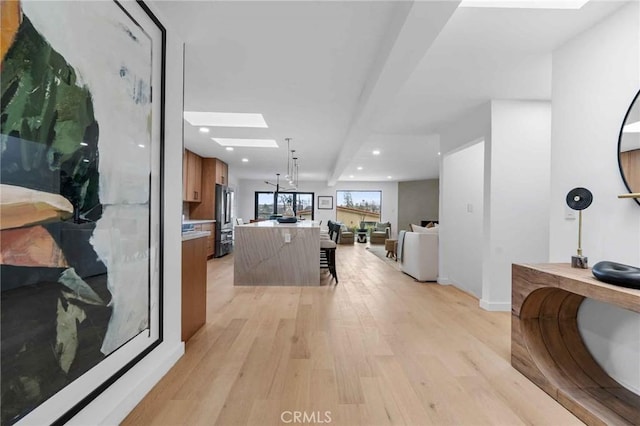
xmin=617 ymin=89 xmax=640 ymax=206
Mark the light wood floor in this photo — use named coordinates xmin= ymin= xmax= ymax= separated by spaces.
xmin=124 ymin=244 xmax=583 ymax=425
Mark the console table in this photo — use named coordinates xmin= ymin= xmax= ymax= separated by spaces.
xmin=512 ymin=263 xmax=640 ymax=425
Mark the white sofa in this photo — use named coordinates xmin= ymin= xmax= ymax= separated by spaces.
xmin=399 ymin=226 xmax=438 ymax=281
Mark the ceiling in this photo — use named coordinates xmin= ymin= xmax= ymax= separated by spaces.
xmin=155 ymin=0 xmax=630 ymax=185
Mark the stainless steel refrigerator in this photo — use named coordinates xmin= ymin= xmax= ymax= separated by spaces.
xmin=215 ymin=184 xmax=233 ymax=257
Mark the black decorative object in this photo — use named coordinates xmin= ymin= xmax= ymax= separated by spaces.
xmin=592 ymin=261 xmax=640 ymax=290
xmin=566 ymin=187 xmax=593 ymax=269
xmin=566 ymin=187 xmax=593 ymax=211
xmin=277 ymin=217 xmax=298 ymax=224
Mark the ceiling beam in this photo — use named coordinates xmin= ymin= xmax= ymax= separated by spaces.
xmin=327 ymin=0 xmax=460 ymax=186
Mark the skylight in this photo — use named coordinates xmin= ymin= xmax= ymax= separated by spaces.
xmin=459 ymin=0 xmax=589 ymax=9
xmin=184 ymin=111 xmax=268 ymax=128
xmin=212 ymin=138 xmax=279 ymax=148
xmin=623 ymin=121 xmax=640 ymax=133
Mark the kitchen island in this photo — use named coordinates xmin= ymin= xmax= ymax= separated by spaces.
xmin=234 ymin=220 xmax=320 ymax=286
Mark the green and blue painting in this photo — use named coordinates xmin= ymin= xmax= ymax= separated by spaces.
xmin=1 ymin=1 xmax=155 ymax=424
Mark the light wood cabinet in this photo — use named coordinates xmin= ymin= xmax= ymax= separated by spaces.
xmin=214 ymin=158 xmax=228 ymax=186
xmin=201 ymin=222 xmax=215 ymax=257
xmin=193 ymin=223 xmax=215 ymax=258
xmin=189 ymin=157 xmax=228 ymax=219
xmin=620 ymin=149 xmax=639 ymax=193
xmin=182 ymin=152 xmax=188 ymax=200
xmin=183 ymin=149 xmax=202 ymax=202
xmin=189 ymin=158 xmax=216 ymax=219
xmin=181 ymin=236 xmax=207 ymax=341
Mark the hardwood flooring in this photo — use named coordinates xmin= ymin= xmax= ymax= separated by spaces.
xmin=123 ymin=244 xmax=583 ymax=425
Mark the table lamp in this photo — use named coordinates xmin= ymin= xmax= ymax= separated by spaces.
xmin=566 ymin=187 xmax=593 ymax=269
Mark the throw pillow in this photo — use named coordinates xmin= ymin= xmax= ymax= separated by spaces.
xmin=376 ymin=222 xmax=389 ymax=231
xmin=411 ymin=224 xmax=438 ymax=234
xmin=411 ymin=224 xmax=429 ymax=233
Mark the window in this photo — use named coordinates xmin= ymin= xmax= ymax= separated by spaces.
xmin=255 ymin=192 xmax=315 ymax=220
xmin=255 ymin=192 xmax=275 ymax=220
xmin=336 ymin=190 xmax=381 ymax=229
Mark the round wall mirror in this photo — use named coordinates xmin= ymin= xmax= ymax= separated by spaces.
xmin=618 ymin=89 xmax=640 ymax=206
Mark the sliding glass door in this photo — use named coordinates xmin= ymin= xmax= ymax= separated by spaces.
xmin=255 ymin=192 xmax=315 ymax=220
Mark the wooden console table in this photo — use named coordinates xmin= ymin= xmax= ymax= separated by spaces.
xmin=512 ymin=263 xmax=640 ymax=426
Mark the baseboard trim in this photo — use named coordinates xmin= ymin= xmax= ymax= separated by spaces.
xmin=479 ymin=299 xmax=511 ymax=312
xmin=437 ymin=277 xmax=451 ymax=285
xmin=110 ymin=341 xmax=184 ymax=424
xmin=84 ymin=341 xmax=185 ymax=425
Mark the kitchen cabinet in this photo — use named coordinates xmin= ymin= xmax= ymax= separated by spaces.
xmin=183 ymin=149 xmax=202 ymax=202
xmin=189 ymin=158 xmax=216 ymax=219
xmin=189 ymin=157 xmax=228 ymax=219
xmin=182 ymin=153 xmax=188 ymax=200
xmin=193 ymin=222 xmax=215 ymax=258
xmin=202 ymin=223 xmax=215 ymax=257
xmin=181 ymin=235 xmax=207 ymax=341
xmin=214 ymin=159 xmax=228 ymax=186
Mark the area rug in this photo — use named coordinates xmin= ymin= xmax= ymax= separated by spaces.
xmin=366 ymin=245 xmax=401 ymax=271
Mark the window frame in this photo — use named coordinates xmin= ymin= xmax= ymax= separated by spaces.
xmin=335 ymin=189 xmax=382 ymax=226
xmin=254 ymin=191 xmax=315 ymax=220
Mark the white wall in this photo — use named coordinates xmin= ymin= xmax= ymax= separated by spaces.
xmin=484 ymin=100 xmax=551 ymax=310
xmin=549 ymin=2 xmax=640 ymax=394
xmin=441 ymin=141 xmax=485 ymax=297
xmin=438 ymin=102 xmax=492 ymax=287
xmin=397 ymin=179 xmax=440 ymax=232
xmin=70 ymin=3 xmax=185 ymax=424
xmin=237 ymin=179 xmax=399 ymax=236
xmin=438 ymin=101 xmax=551 ymax=311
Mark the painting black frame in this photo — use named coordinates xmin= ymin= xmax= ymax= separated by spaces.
xmin=0 ymin=1 xmax=165 ymax=424
xmin=52 ymin=2 xmax=166 ymax=424
xmin=317 ymin=196 xmax=334 ymax=210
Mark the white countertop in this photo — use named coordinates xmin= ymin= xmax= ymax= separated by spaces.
xmin=238 ymin=220 xmax=319 ymax=228
xmin=183 ymin=219 xmax=216 ymax=224
xmin=182 ymin=231 xmax=211 ymax=241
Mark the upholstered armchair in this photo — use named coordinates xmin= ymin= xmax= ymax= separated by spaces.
xmin=338 ymin=224 xmax=354 ymax=244
xmin=369 ymin=222 xmax=391 ymax=244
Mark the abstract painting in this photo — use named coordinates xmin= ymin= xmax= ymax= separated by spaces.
xmin=0 ymin=1 xmax=164 ymax=424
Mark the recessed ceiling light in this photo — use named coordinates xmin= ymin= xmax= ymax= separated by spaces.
xmin=199 ymin=127 xmax=210 ymax=133
xmin=387 ymin=176 xmax=392 ymax=179
xmin=138 ymin=144 xmax=145 ymax=148
xmin=623 ymin=121 xmax=640 ymax=133
xmin=242 ymin=158 xmax=249 ymax=162
xmin=357 ymin=166 xmax=363 ymax=170
xmin=372 ymin=150 xmax=380 ymax=155
xmin=226 ymin=147 xmax=234 ymax=151
xmin=349 ymin=175 xmax=354 ymax=178
xmin=459 ymin=0 xmax=589 ymax=9
xmin=212 ymin=138 xmax=278 ymax=148
xmin=437 ymin=152 xmax=441 ymax=156
xmin=184 ymin=111 xmax=268 ymax=128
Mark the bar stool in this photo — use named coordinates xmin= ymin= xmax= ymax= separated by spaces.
xmin=320 ymin=238 xmax=338 ymax=284
xmin=321 ymin=222 xmax=341 ymax=283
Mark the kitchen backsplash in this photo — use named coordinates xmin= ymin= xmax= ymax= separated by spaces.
xmin=182 ymin=202 xmax=190 ymax=221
